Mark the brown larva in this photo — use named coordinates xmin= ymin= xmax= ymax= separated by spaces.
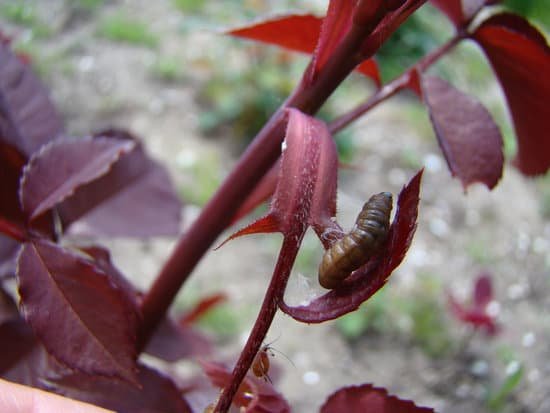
xmin=318 ymin=192 xmax=392 ymax=289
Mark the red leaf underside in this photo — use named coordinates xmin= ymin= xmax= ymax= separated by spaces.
xmin=473 ymin=13 xmax=550 ymax=176
xmin=422 ymin=75 xmax=503 ymax=189
xmin=227 ymin=13 xmax=380 ymax=84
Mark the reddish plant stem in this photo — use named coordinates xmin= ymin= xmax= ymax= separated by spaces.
xmin=214 ymin=233 xmax=304 ymax=413
xmin=0 ymin=220 xmax=26 ymax=243
xmin=137 ymin=14 xmax=384 ymax=350
xmin=329 ymin=32 xmax=465 ymax=134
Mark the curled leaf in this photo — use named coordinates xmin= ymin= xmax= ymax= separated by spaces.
xmin=472 ymin=13 xmax=550 ymax=176
xmin=17 ymin=239 xmax=139 ymax=384
xmin=422 ymin=75 xmax=503 ymax=190
xmin=280 ymin=170 xmax=423 ymax=323
xmin=19 ymin=137 xmax=135 ymax=220
xmin=321 ymin=383 xmax=434 ymax=412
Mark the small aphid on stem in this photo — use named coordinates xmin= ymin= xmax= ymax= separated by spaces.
xmin=318 ymin=192 xmax=392 ymax=289
xmin=252 ymin=344 xmax=274 ymax=383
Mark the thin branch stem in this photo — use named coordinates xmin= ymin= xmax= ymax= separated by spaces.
xmin=329 ymin=32 xmax=465 ymax=134
xmin=214 ymin=233 xmax=303 ymax=412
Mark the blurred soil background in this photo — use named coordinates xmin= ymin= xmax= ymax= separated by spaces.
xmin=1 ymin=0 xmax=549 ymax=412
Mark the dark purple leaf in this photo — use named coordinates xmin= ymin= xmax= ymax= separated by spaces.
xmin=472 ymin=13 xmax=550 ymax=176
xmin=0 ymin=289 xmax=47 ymax=386
xmin=44 ymin=363 xmax=192 ymax=413
xmin=58 ymin=129 xmax=182 ymax=237
xmin=20 ymin=136 xmax=135 ymax=220
xmin=0 ymin=142 xmax=27 ymax=234
xmin=280 ymin=170 xmax=423 ymax=322
xmin=422 ymin=75 xmax=503 ymax=189
xmin=145 ymin=317 xmax=212 ymax=362
xmin=16 ymin=239 xmax=139 ymax=384
xmin=0 ymin=235 xmax=20 ymax=277
xmin=0 ymin=285 xmax=19 ymax=324
xmin=0 ymin=141 xmax=56 ymax=241
xmin=0 ymin=319 xmax=41 ymax=377
xmin=0 ymin=40 xmax=63 ymax=156
xmin=201 ymin=361 xmax=291 ymax=413
xmin=321 ymin=383 xmax=434 ymax=412
xmin=77 ymin=244 xmax=141 ymax=307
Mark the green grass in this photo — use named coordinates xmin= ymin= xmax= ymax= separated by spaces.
xmin=173 ymin=0 xmax=205 ymax=13
xmin=97 ymin=14 xmax=158 ymax=48
xmin=0 ymin=3 xmax=52 ymax=37
xmin=150 ymin=56 xmax=185 ymax=82
xmin=1 ymin=2 xmax=37 ymax=25
xmin=68 ymin=0 xmax=106 ymax=11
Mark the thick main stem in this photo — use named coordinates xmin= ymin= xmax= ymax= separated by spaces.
xmin=214 ymin=234 xmax=303 ymax=413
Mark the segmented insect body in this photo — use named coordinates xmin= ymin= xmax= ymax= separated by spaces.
xmin=318 ymin=192 xmax=392 ymax=289
xmin=252 ymin=345 xmax=273 ymax=383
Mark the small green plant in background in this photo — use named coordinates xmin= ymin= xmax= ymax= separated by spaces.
xmin=173 ymin=0 xmax=205 ymax=13
xmin=486 ymin=346 xmax=524 ymax=411
xmin=150 ymin=56 xmax=185 ymax=82
xmin=97 ymin=13 xmax=158 ymax=48
xmin=177 ymin=150 xmax=222 ymax=207
xmin=1 ymin=2 xmax=37 ymax=26
xmin=336 ymin=290 xmax=390 ymax=340
xmin=537 ymin=173 xmax=550 ymax=219
xmin=68 ymin=0 xmax=106 ymax=12
xmin=337 ymin=275 xmax=453 ymax=358
xmin=0 ymin=2 xmax=51 ymax=37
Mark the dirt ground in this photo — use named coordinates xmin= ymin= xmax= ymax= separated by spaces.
xmin=1 ymin=1 xmax=549 ymax=412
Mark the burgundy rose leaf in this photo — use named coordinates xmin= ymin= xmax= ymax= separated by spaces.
xmin=280 ymin=169 xmax=423 ymax=323
xmin=472 ymin=13 xmax=550 ymax=176
xmin=19 ymin=136 xmax=135 ymax=221
xmin=44 ymin=363 xmax=192 ymax=413
xmin=145 ymin=317 xmax=212 ymax=362
xmin=58 ymin=129 xmax=182 ymax=238
xmin=321 ymin=383 xmax=434 ymax=412
xmin=16 ymin=239 xmax=140 ymax=384
xmin=422 ymin=75 xmax=504 ymax=190
xmin=0 ymin=40 xmax=63 ymax=156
